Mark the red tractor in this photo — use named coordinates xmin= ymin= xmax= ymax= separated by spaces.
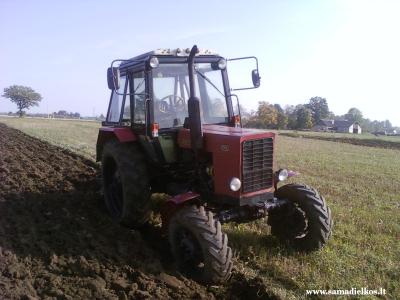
xmin=97 ymin=45 xmax=333 ymax=283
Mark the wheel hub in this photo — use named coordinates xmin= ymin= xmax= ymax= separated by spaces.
xmin=176 ymin=228 xmax=204 ymax=270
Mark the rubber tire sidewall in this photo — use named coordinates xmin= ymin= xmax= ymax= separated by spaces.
xmin=101 ymin=141 xmax=151 ymax=228
xmin=168 ymin=205 xmax=232 ymax=283
xmin=270 ymin=183 xmax=333 ymax=251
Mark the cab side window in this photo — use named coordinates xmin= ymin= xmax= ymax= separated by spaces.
xmin=107 ymin=76 xmax=126 ymax=123
xmin=133 ymin=71 xmax=146 ymax=124
xmin=122 ymin=76 xmax=131 ymax=121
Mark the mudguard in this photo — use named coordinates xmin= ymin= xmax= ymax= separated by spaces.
xmin=96 ymin=127 xmax=137 ymax=161
xmin=160 ymin=191 xmax=200 ymax=230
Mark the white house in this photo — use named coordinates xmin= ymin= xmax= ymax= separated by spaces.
xmin=312 ymin=119 xmax=362 ymax=134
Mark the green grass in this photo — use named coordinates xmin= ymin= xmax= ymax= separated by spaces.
xmin=278 ymin=129 xmax=400 ymax=142
xmin=2 ymin=116 xmax=399 ymax=299
xmin=277 ymin=130 xmax=400 ymax=151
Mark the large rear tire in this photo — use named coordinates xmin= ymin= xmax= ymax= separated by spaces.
xmin=267 ymin=184 xmax=333 ymax=251
xmin=101 ymin=142 xmax=151 ymax=228
xmin=168 ymin=205 xmax=233 ymax=283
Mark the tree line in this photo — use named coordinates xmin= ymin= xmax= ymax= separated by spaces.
xmin=1 ymin=85 xmax=398 ymax=133
xmin=242 ymin=96 xmax=398 ymax=133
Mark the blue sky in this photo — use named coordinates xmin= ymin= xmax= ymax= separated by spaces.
xmin=1 ymin=0 xmax=399 ymax=125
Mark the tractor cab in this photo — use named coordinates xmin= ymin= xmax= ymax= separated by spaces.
xmin=101 ymin=47 xmax=260 ymax=166
xmin=104 ymin=47 xmax=259 ymax=134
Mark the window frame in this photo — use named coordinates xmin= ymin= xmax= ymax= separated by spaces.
xmin=104 ymin=55 xmax=234 ymax=134
xmin=150 ymin=58 xmax=233 ymax=131
xmin=106 ymin=75 xmax=128 ymax=124
xmin=130 ymin=70 xmax=147 ymax=127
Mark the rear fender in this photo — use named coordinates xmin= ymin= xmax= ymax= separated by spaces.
xmin=96 ymin=127 xmax=137 ymax=161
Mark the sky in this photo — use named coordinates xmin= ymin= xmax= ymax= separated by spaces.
xmin=0 ymin=0 xmax=399 ymax=125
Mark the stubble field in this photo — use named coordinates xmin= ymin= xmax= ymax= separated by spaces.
xmin=0 ymin=116 xmax=399 ymax=299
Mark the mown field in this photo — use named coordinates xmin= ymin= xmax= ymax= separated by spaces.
xmin=1 ymin=116 xmax=399 ymax=299
xmin=277 ymin=129 xmax=400 ymax=142
xmin=0 ymin=117 xmax=99 ymax=159
xmin=277 ymin=130 xmax=400 ymax=151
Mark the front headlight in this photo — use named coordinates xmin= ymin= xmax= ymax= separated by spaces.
xmin=229 ymin=177 xmax=241 ymax=191
xmin=149 ymin=57 xmax=159 ymax=68
xmin=277 ymin=169 xmax=288 ymax=181
xmin=218 ymin=58 xmax=227 ymax=69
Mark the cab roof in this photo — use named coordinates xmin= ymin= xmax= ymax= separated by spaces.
xmin=119 ymin=48 xmax=220 ymax=70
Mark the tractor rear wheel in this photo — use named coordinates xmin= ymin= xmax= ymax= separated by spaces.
xmin=101 ymin=142 xmax=150 ymax=228
xmin=168 ymin=205 xmax=232 ymax=283
xmin=267 ymin=184 xmax=333 ymax=251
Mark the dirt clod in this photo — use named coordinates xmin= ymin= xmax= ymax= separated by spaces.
xmin=158 ymin=272 xmax=185 ymax=289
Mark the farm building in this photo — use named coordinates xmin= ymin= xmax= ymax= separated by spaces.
xmin=312 ymin=119 xmax=362 ymax=134
xmin=334 ymin=120 xmax=362 ymax=134
xmin=312 ymin=119 xmax=335 ymax=132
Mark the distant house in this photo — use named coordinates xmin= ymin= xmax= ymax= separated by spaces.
xmin=374 ymin=129 xmax=398 ymax=136
xmin=312 ymin=119 xmax=335 ymax=132
xmin=312 ymin=119 xmax=362 ymax=134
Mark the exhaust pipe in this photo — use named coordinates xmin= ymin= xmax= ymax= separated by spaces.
xmin=187 ymin=45 xmax=203 ymax=150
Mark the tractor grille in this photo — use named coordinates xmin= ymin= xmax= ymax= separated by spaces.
xmin=242 ymin=138 xmax=274 ymax=193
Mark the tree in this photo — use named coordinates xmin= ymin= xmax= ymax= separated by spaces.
xmin=296 ymin=105 xmax=313 ymax=129
xmin=345 ymin=107 xmax=363 ymax=123
xmin=246 ymin=101 xmax=278 ymax=128
xmin=2 ymin=85 xmax=42 ymax=117
xmin=384 ymin=120 xmax=392 ymax=130
xmin=306 ymin=97 xmax=330 ymax=124
xmin=284 ymin=105 xmax=298 ymax=129
xmin=57 ymin=110 xmax=68 ymax=117
xmin=274 ymin=104 xmax=288 ymax=129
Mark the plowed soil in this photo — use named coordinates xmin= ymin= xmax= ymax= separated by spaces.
xmin=0 ymin=123 xmax=276 ymax=300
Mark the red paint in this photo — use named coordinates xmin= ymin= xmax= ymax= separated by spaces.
xmin=167 ymin=191 xmax=200 ymax=205
xmin=178 ymin=125 xmax=276 ymax=198
xmin=177 ymin=128 xmax=191 ymax=149
xmin=96 ymin=127 xmax=137 ymax=161
xmin=240 ymin=187 xmax=274 ymax=198
xmin=99 ymin=127 xmax=137 ymax=142
xmin=203 ymin=125 xmax=275 ymax=198
xmin=161 ymin=191 xmax=200 ymax=231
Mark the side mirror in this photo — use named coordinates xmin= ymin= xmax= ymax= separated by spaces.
xmin=228 ymin=56 xmax=260 ymax=91
xmin=107 ymin=67 xmax=120 ymax=90
xmin=252 ymin=69 xmax=260 ymax=88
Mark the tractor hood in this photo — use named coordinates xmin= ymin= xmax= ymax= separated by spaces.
xmin=177 ymin=125 xmax=275 ymax=149
xmin=178 ymin=125 xmax=276 ymax=199
xmin=202 ymin=124 xmax=273 ymax=140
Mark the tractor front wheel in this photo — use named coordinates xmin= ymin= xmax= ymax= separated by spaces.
xmin=267 ymin=184 xmax=333 ymax=251
xmin=168 ymin=205 xmax=232 ymax=283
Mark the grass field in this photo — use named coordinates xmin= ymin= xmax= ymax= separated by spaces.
xmin=0 ymin=116 xmax=100 ymax=159
xmin=277 ymin=130 xmax=400 ymax=151
xmin=277 ymin=129 xmax=400 ymax=142
xmin=2 ymin=116 xmax=399 ymax=299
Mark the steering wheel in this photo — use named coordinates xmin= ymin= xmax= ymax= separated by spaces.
xmin=159 ymin=95 xmax=186 ymax=112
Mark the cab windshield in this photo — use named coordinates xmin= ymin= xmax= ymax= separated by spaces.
xmin=152 ymin=63 xmax=228 ymax=128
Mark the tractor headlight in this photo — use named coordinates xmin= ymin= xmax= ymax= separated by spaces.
xmin=149 ymin=57 xmax=159 ymax=68
xmin=218 ymin=58 xmax=227 ymax=69
xmin=277 ymin=169 xmax=288 ymax=182
xmin=229 ymin=177 xmax=241 ymax=192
